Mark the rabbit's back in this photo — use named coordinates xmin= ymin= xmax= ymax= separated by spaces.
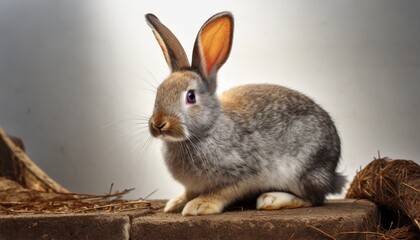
xmin=219 ymin=84 xmax=339 ymax=157
xmin=219 ymin=84 xmax=341 ymax=204
xmin=220 ymin=84 xmax=333 ymax=135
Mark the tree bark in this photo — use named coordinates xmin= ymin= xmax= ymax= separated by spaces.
xmin=0 ymin=127 xmax=69 ymax=193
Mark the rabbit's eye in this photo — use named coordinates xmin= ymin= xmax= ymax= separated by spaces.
xmin=186 ymin=90 xmax=196 ymax=104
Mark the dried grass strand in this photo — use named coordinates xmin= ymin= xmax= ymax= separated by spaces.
xmin=0 ymin=187 xmax=150 ymax=215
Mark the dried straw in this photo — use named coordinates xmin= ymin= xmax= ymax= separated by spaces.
xmin=346 ymin=157 xmax=420 ymax=239
xmin=0 ymin=187 xmax=151 ymax=215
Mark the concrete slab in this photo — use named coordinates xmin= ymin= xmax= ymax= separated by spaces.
xmin=131 ymin=199 xmax=378 ymax=240
xmin=0 ymin=213 xmax=130 ymax=240
xmin=0 ymin=200 xmax=378 ymax=240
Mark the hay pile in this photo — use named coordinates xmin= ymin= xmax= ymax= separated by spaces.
xmin=0 ymin=177 xmax=150 ymax=214
xmin=0 ymin=127 xmax=150 ymax=215
xmin=346 ymin=157 xmax=420 ymax=239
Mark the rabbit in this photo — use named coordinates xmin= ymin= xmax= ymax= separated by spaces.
xmin=145 ymin=11 xmax=345 ymax=216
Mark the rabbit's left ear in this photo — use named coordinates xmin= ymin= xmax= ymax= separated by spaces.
xmin=146 ymin=14 xmax=190 ymax=72
xmin=192 ymin=12 xmax=234 ymax=93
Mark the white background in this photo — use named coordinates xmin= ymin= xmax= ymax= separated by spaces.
xmin=0 ymin=0 xmax=419 ymax=200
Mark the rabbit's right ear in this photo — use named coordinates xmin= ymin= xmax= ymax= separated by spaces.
xmin=145 ymin=14 xmax=190 ymax=72
xmin=192 ymin=12 xmax=234 ymax=94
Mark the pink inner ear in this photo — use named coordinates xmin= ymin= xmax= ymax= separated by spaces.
xmin=199 ymin=16 xmax=232 ymax=76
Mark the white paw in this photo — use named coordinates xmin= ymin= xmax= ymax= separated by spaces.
xmin=164 ymin=194 xmax=188 ymax=213
xmin=182 ymin=197 xmax=224 ymax=216
xmin=256 ymin=192 xmax=311 ymax=210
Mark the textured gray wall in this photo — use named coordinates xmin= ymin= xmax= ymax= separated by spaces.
xmin=0 ymin=0 xmax=419 ymax=199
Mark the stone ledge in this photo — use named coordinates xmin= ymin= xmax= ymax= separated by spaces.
xmin=0 ymin=210 xmax=150 ymax=240
xmin=131 ymin=199 xmax=378 ymax=240
xmin=0 ymin=214 xmax=129 ymax=240
xmin=0 ymin=199 xmax=377 ymax=240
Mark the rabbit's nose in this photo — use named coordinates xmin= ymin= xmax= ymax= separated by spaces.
xmin=149 ymin=119 xmax=168 ymax=137
xmin=155 ymin=122 xmax=167 ymax=130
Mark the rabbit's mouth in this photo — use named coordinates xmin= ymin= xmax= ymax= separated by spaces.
xmin=149 ymin=113 xmax=187 ymax=142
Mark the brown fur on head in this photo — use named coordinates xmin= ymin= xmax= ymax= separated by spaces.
xmin=149 ymin=71 xmax=200 ymax=141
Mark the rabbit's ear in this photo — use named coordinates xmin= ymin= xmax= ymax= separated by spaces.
xmin=192 ymin=12 xmax=234 ymax=93
xmin=146 ymin=14 xmax=190 ymax=72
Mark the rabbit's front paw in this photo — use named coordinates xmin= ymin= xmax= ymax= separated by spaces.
xmin=164 ymin=194 xmax=188 ymax=213
xmin=182 ymin=197 xmax=224 ymax=216
xmin=257 ymin=192 xmax=311 ymax=210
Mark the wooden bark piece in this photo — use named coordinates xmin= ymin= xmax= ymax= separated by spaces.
xmin=0 ymin=127 xmax=69 ymax=193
